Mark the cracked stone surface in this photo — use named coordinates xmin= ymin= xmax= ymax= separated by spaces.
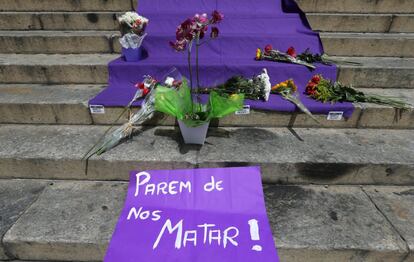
xmin=0 ymin=179 xmax=47 ymax=259
xmin=265 ymin=185 xmax=408 ymax=262
xmin=3 ymin=181 xmax=127 ymax=261
xmin=364 ymin=186 xmax=414 ymax=261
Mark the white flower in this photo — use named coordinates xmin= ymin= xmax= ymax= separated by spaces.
xmin=118 ymin=11 xmax=149 ymax=28
xmin=258 ymin=68 xmax=271 ymax=101
xmin=164 ymin=77 xmax=175 ymax=87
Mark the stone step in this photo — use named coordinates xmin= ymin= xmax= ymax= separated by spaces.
xmin=1 ymin=179 xmax=413 ymax=261
xmin=1 ymin=12 xmax=413 ymax=34
xmin=0 ymin=54 xmax=413 ymax=89
xmin=0 ymin=31 xmax=120 ymax=54
xmin=321 ymin=32 xmax=414 ymax=57
xmin=0 ymin=124 xmax=413 ymax=184
xmin=308 ymin=13 xmax=414 ymax=33
xmin=295 ymin=0 xmax=414 ymax=13
xmin=0 ymin=11 xmax=121 ymax=31
xmin=1 ymin=0 xmax=412 ymax=13
xmin=1 ymin=31 xmax=414 ymax=58
xmin=0 ymin=84 xmax=413 ymax=129
xmin=0 ymin=54 xmax=114 ymax=84
xmin=0 ymin=0 xmax=133 ymax=12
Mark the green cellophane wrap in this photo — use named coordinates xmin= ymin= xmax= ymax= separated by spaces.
xmin=155 ymin=79 xmax=244 ymax=127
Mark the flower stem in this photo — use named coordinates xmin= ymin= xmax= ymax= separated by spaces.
xmin=187 ymin=40 xmax=194 ymax=114
xmin=195 ymin=32 xmax=201 ymax=103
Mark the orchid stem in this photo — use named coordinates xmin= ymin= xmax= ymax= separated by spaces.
xmin=196 ymin=32 xmax=201 ymax=104
xmin=187 ymin=40 xmax=194 ymax=114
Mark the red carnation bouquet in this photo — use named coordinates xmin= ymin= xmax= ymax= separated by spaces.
xmin=256 ymin=44 xmax=315 ymax=69
xmin=306 ymin=75 xmax=411 ymax=110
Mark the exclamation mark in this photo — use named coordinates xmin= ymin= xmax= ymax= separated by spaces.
xmin=248 ymin=219 xmax=262 ymax=251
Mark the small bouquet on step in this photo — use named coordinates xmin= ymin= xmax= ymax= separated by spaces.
xmin=118 ymin=11 xmax=149 ymax=36
xmin=292 ymin=47 xmax=361 ymax=66
xmin=256 ymin=44 xmax=315 ymax=70
xmin=118 ymin=11 xmax=149 ymax=61
xmin=305 ymin=75 xmax=412 ymax=110
xmin=271 ymin=79 xmax=320 ymax=123
xmin=204 ymin=69 xmax=272 ymax=101
xmin=83 ymin=69 xmax=182 ymax=158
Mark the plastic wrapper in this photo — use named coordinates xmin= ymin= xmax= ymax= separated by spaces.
xmin=155 ymin=79 xmax=244 ymax=127
xmin=272 ymin=79 xmax=320 ymax=124
xmin=257 ymin=48 xmax=315 ymax=70
xmin=83 ymin=68 xmax=182 ymax=158
xmin=208 ymin=91 xmax=244 ymax=118
xmin=119 ymin=33 xmax=147 ymax=49
xmin=281 ymin=93 xmax=320 ymax=124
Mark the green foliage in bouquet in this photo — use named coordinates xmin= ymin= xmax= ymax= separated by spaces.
xmin=297 ymin=48 xmax=361 ymax=66
xmin=200 ymin=69 xmax=271 ymax=101
xmin=214 ymin=76 xmax=267 ymax=101
xmin=306 ymin=75 xmax=411 ymax=110
xmin=155 ymin=79 xmax=244 ymax=127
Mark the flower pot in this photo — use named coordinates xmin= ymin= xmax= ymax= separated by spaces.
xmin=178 ymin=120 xmax=210 ymax=145
xmin=122 ymin=47 xmax=143 ymax=62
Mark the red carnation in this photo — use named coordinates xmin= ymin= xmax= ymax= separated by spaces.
xmin=264 ymin=44 xmax=273 ymax=55
xmin=305 ymin=84 xmax=317 ymax=96
xmin=135 ymin=82 xmax=145 ymax=89
xmin=306 ymin=81 xmax=317 ymax=89
xmin=286 ymin=46 xmax=297 ymax=58
xmin=311 ymin=75 xmax=321 ymax=84
xmin=172 ymin=80 xmax=182 ymax=87
xmin=142 ymin=88 xmax=150 ymax=96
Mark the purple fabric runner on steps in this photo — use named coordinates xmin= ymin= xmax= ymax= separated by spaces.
xmin=89 ymin=0 xmax=354 ymax=118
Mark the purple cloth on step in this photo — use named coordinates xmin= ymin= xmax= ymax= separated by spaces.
xmin=89 ymin=0 xmax=354 ymax=118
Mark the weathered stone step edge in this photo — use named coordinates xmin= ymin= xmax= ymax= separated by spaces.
xmin=0 ymin=124 xmax=413 ymax=185
xmin=320 ymin=32 xmax=414 ymax=57
xmin=307 ymin=13 xmax=414 ymax=33
xmin=0 ymin=54 xmax=413 ymax=89
xmin=0 ymin=11 xmax=121 ymax=31
xmin=0 ymin=0 xmax=135 ymax=12
xmin=1 ymin=31 xmax=414 ymax=57
xmin=295 ymin=0 xmax=414 ymax=14
xmin=1 ymin=180 xmax=413 ymax=261
xmin=0 ymin=84 xmax=413 ymax=129
xmin=0 ymin=30 xmax=121 ymax=54
xmin=1 ymin=12 xmax=413 ymax=33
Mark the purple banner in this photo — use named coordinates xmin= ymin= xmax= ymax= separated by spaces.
xmin=104 ymin=167 xmax=279 ymax=261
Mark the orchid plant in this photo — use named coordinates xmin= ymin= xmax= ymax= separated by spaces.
xmin=169 ymin=10 xmax=224 ymax=121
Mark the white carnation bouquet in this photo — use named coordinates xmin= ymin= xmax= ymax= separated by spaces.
xmin=118 ymin=11 xmax=149 ymax=49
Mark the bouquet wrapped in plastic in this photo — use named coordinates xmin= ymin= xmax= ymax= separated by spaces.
xmin=119 ymin=33 xmax=147 ymax=49
xmin=118 ymin=11 xmax=148 ymax=36
xmin=83 ymin=69 xmax=182 ymax=158
xmin=206 ymin=69 xmax=272 ymax=101
xmin=271 ymin=79 xmax=320 ymax=124
xmin=256 ymin=44 xmax=315 ymax=70
xmin=118 ymin=11 xmax=149 ymax=49
xmin=306 ymin=75 xmax=412 ymax=115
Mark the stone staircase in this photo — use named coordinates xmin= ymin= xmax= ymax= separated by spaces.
xmin=0 ymin=0 xmax=413 ymax=261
